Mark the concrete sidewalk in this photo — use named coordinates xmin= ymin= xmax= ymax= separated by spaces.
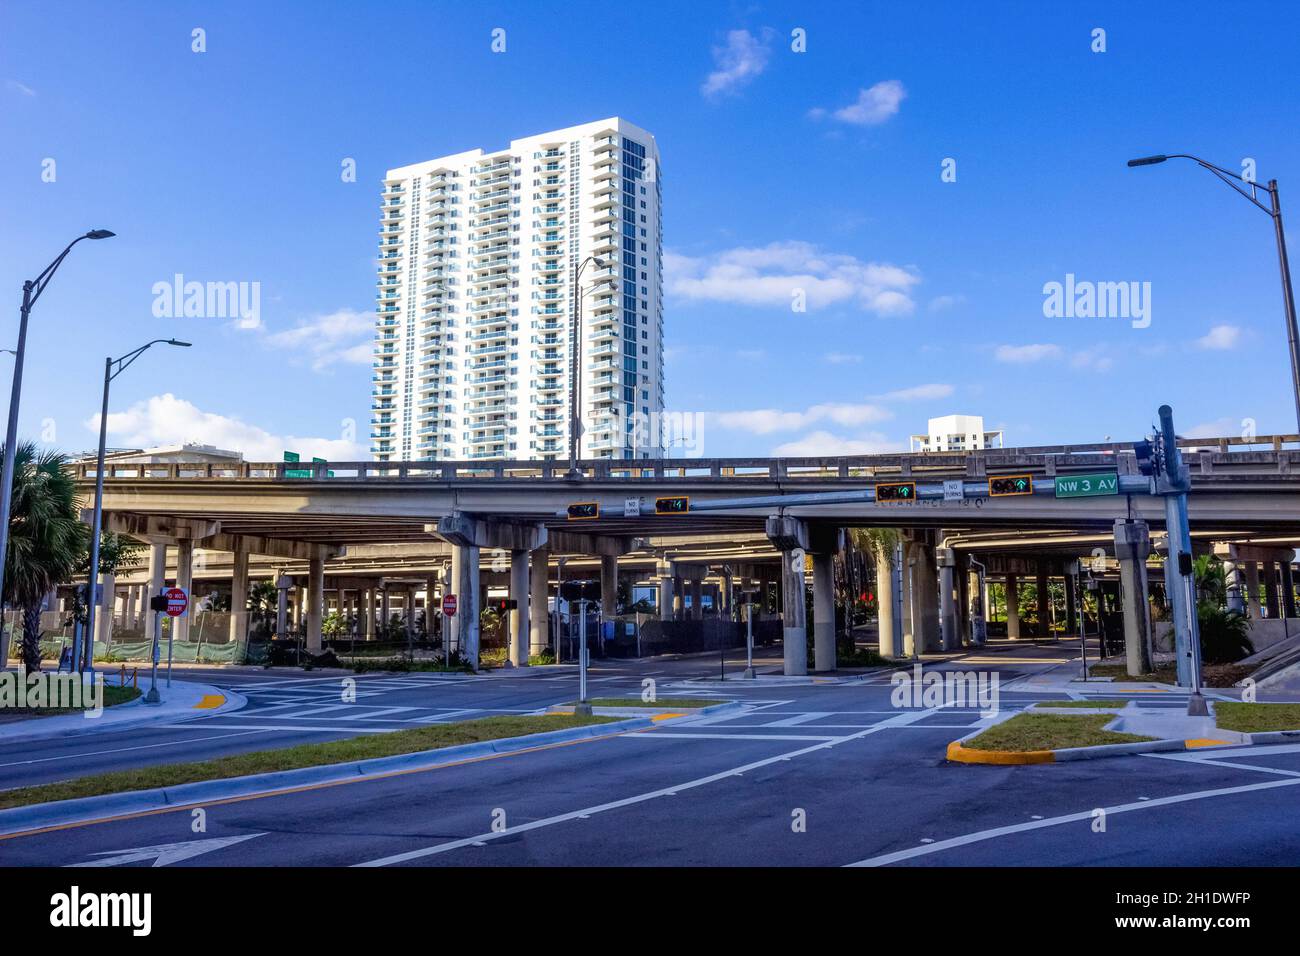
xmin=0 ymin=676 xmax=246 ymax=746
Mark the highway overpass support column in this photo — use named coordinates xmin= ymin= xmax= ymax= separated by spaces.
xmin=1244 ymin=561 xmax=1261 ymax=619
xmin=657 ymin=561 xmax=676 ymax=622
xmin=146 ymin=543 xmax=166 ymax=654
xmin=913 ymin=534 xmax=941 ymax=654
xmin=306 ymin=554 xmax=324 ymax=652
xmin=900 ymin=542 xmax=914 ymax=656
xmin=874 ymin=539 xmax=896 ymax=658
xmin=456 ymin=547 xmax=480 ymax=667
xmin=1005 ymin=574 xmax=1020 ymax=640
xmin=766 ymin=515 xmax=809 ymax=676
xmin=811 ymin=550 xmax=835 ymax=672
xmin=510 ymin=550 xmax=531 ymax=667
xmin=937 ymin=547 xmax=959 ymax=652
xmin=530 ymin=548 xmax=550 ymax=656
xmin=601 ymin=555 xmax=618 ymax=621
xmin=1224 ymin=560 xmax=1246 ymax=615
xmin=1264 ymin=562 xmax=1280 ymax=619
xmin=448 ymin=549 xmax=462 ymax=652
xmin=174 ymin=539 xmax=193 ymax=645
xmin=1114 ymin=519 xmax=1153 ymax=676
xmin=1035 ymin=568 xmax=1051 ymax=638
xmin=1064 ymin=571 xmax=1078 ymax=634
xmin=1282 ymin=562 xmax=1297 ymax=618
xmin=229 ymin=546 xmax=249 ymax=644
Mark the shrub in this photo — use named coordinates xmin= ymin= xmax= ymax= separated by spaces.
xmin=1198 ymin=603 xmax=1253 ymax=664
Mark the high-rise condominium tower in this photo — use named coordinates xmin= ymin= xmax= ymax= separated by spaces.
xmin=371 ymin=117 xmax=664 ymax=462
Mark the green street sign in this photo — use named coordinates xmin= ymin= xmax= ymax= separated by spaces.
xmin=1054 ymin=472 xmax=1119 ymax=499
xmin=284 ymin=450 xmax=312 ymax=478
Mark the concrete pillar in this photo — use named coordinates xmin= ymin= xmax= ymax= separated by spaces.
xmin=448 ymin=548 xmax=463 ymax=649
xmin=305 ymin=556 xmax=324 ymax=652
xmin=530 ymin=548 xmax=550 ymax=655
xmin=146 ymin=543 xmax=166 ymax=651
xmin=913 ymin=538 xmax=941 ymax=653
xmin=811 ymin=550 xmax=835 ymax=672
xmin=1114 ymin=519 xmax=1153 ymax=676
xmin=601 ymin=554 xmax=618 ymax=619
xmin=380 ymin=585 xmax=391 ymax=631
xmin=362 ymin=587 xmax=375 ymax=640
xmin=95 ymin=571 xmax=116 ymax=649
xmin=938 ymin=548 xmax=959 ymax=652
xmin=229 ymin=547 xmax=250 ymax=644
xmin=901 ymin=542 xmax=916 ymax=656
xmin=124 ymin=585 xmax=137 ymax=634
xmin=658 ymin=561 xmax=676 ymax=621
xmin=1064 ymin=570 xmax=1078 ymax=634
xmin=1264 ymin=561 xmax=1280 ymax=618
xmin=1224 ymin=559 xmax=1245 ymax=615
xmin=968 ymin=567 xmax=985 ymax=645
xmin=1282 ymin=562 xmax=1297 ymax=618
xmin=1036 ymin=567 xmax=1051 ymax=638
xmin=509 ymin=549 xmax=530 ymax=667
xmin=1006 ymin=573 xmax=1021 ymax=640
xmin=672 ymin=573 xmax=684 ymax=620
xmin=1244 ymin=561 xmax=1262 ymax=619
xmin=405 ymin=587 xmax=416 ymax=639
xmin=874 ymin=540 xmax=897 ymax=658
xmin=275 ymin=575 xmax=289 ymax=637
xmin=780 ymin=548 xmax=807 ymax=676
xmin=457 ymin=544 xmax=481 ymax=668
xmin=174 ymin=539 xmax=194 ymax=644
xmin=424 ymin=576 xmax=437 ymax=638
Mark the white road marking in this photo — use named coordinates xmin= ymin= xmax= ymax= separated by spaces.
xmin=846 ymin=777 xmax=1300 ymax=867
xmin=353 ymin=704 xmax=952 ymax=867
xmin=623 ymin=732 xmax=842 ymax=742
xmin=760 ymin=712 xmax=834 ymax=728
xmin=0 ymin=730 xmax=274 ymax=769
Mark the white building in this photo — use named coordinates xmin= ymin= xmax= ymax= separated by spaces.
xmin=909 ymin=415 xmax=1004 ymax=453
xmin=371 ymin=117 xmax=664 ymax=462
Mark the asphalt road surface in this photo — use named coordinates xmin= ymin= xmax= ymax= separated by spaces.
xmin=4 ymin=641 xmax=1295 ymax=867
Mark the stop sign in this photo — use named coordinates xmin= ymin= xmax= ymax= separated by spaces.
xmin=165 ymin=587 xmax=189 ymax=618
xmin=442 ymin=594 xmax=457 ymax=617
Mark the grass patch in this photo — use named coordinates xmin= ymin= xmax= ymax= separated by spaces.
xmin=579 ymin=697 xmax=724 ymax=709
xmin=963 ymin=713 xmax=1154 ymax=752
xmin=0 ymin=714 xmax=616 ymax=811
xmin=1087 ymin=661 xmax=1249 ymax=688
xmin=349 ymin=658 xmax=472 ymax=674
xmin=1214 ymin=702 xmax=1300 ymax=733
xmin=1034 ymin=699 xmax=1127 ymax=709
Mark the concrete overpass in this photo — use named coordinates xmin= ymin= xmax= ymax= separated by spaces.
xmin=68 ymin=434 xmax=1300 ymax=677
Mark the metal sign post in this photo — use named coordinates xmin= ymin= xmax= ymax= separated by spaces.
xmin=144 ymin=593 xmax=166 ymax=704
xmin=574 ymin=600 xmax=592 ymax=716
xmin=743 ymin=602 xmax=755 ymax=679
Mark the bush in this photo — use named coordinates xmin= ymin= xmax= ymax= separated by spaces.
xmin=1198 ymin=603 xmax=1253 ymax=664
xmin=529 ymin=650 xmax=557 ymax=665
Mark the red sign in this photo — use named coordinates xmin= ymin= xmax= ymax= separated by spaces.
xmin=442 ymin=594 xmax=457 ymax=617
xmin=165 ymin=587 xmax=189 ymax=618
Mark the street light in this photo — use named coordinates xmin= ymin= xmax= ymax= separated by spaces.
xmin=81 ymin=339 xmax=191 ymax=673
xmin=1127 ymin=153 xmax=1300 ymax=431
xmin=0 ymin=230 xmax=114 ymax=645
xmin=567 ymin=255 xmax=609 ymax=479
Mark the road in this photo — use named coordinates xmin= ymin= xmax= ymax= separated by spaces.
xmin=4 ymin=640 xmax=1296 ymax=867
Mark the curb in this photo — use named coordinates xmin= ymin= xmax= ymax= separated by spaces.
xmin=0 ymin=715 xmax=652 ymax=837
xmin=546 ymin=700 xmax=741 ymax=719
xmin=0 ymin=682 xmax=247 ymax=746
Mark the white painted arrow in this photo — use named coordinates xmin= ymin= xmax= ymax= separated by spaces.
xmin=69 ymin=833 xmax=266 ymax=867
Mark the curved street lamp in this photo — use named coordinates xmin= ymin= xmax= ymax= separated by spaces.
xmin=81 ymin=339 xmax=191 ymax=674
xmin=0 ymin=230 xmax=115 ymax=647
xmin=567 ymin=255 xmax=609 ymax=478
xmin=1127 ymin=154 xmax=1300 ymax=431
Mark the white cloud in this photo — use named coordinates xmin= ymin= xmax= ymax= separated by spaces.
xmin=928 ymin=294 xmax=965 ymax=312
xmin=874 ymin=383 xmax=954 ymax=401
xmin=1196 ymin=324 xmax=1242 ymax=350
xmin=1070 ymin=345 xmax=1114 ymax=372
xmin=711 ymin=402 xmax=891 ymax=435
xmin=1185 ymin=416 xmax=1237 ymax=439
xmin=666 ymin=241 xmax=920 ymax=315
xmin=88 ymin=393 xmax=365 ymax=461
xmin=5 ymin=80 xmax=35 ymax=97
xmin=701 ymin=29 xmax=773 ymax=98
xmin=772 ymin=430 xmax=897 ymax=456
xmin=824 ymin=352 xmax=862 ymax=364
xmin=262 ymin=308 xmax=374 ymax=370
xmin=995 ymin=343 xmax=1063 ymax=363
xmin=813 ymin=80 xmax=907 ymax=126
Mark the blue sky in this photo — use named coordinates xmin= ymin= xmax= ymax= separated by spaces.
xmin=2 ymin=0 xmax=1299 ymax=461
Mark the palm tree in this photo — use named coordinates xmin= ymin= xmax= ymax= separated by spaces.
xmin=2 ymin=443 xmax=88 ymax=671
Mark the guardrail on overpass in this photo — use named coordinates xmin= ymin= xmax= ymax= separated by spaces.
xmin=70 ymin=434 xmax=1300 ymax=483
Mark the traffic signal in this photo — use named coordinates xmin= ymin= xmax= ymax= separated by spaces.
xmin=1134 ymin=438 xmax=1157 ymax=477
xmin=486 ymin=598 xmax=518 ymax=612
xmin=875 ymin=481 xmax=916 ymax=502
xmin=566 ymin=501 xmax=599 ymax=521
xmin=655 ymin=495 xmax=690 ymax=514
xmin=989 ymin=474 xmax=1033 ymax=497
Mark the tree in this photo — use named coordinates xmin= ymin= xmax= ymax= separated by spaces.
xmin=2 ymin=443 xmax=88 ymax=671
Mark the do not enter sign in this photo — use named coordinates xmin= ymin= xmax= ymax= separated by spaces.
xmin=165 ymin=587 xmax=189 ymax=618
xmin=442 ymin=594 xmax=458 ymax=617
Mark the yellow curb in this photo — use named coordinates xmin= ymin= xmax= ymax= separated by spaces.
xmin=946 ymin=740 xmax=1055 ymax=765
xmin=1184 ymin=738 xmax=1231 ymax=748
xmin=193 ymin=694 xmax=225 ymax=710
xmin=650 ymin=712 xmax=685 ymax=722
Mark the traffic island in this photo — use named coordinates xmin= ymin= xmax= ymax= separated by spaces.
xmin=0 ymin=713 xmax=645 ymax=835
xmin=548 ymin=698 xmax=741 ymax=720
